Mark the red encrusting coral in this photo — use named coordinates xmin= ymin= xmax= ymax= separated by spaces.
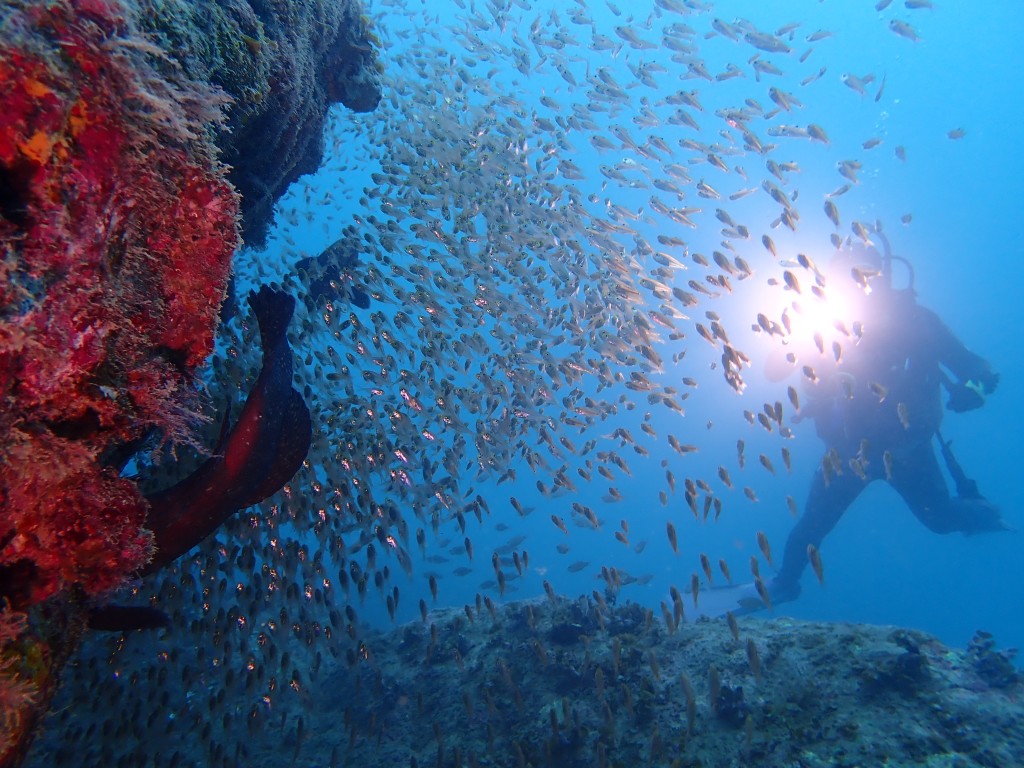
xmin=0 ymin=0 xmax=239 ymax=609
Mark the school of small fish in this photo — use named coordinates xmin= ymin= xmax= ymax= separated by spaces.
xmin=31 ymin=0 xmax=956 ymax=764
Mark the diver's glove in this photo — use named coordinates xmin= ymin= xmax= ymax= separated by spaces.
xmin=975 ymin=368 xmax=999 ymax=395
xmin=947 ymin=365 xmax=998 ymax=412
xmin=947 ymin=379 xmax=986 ymax=412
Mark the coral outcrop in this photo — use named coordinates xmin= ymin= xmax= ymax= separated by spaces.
xmin=133 ymin=0 xmax=383 ymax=246
xmin=0 ymin=0 xmax=380 ymax=763
xmin=0 ymin=0 xmax=238 ymax=616
xmin=0 ymin=0 xmax=238 ymax=760
xmin=297 ymin=600 xmax=1024 ymax=768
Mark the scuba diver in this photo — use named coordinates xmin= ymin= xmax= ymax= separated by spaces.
xmin=765 ymin=233 xmax=1007 ymax=606
xmin=699 ymin=232 xmax=1008 ymax=619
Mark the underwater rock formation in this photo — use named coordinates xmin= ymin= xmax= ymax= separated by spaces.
xmin=272 ymin=599 xmax=1024 ymax=768
xmin=0 ymin=1 xmax=238 ymax=759
xmin=133 ymin=0 xmax=383 ymax=246
xmin=218 ymin=0 xmax=381 ymax=246
xmin=28 ymin=594 xmax=1023 ymax=767
xmin=0 ymin=0 xmax=377 ymax=763
xmin=0 ymin=0 xmax=238 ymax=614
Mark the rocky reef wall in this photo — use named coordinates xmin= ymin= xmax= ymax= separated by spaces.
xmin=289 ymin=599 xmax=1024 ymax=768
xmin=134 ymin=0 xmax=382 ymax=246
xmin=0 ymin=0 xmax=380 ymax=763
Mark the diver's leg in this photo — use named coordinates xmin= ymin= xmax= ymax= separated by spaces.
xmin=772 ymin=465 xmax=865 ymax=599
xmin=889 ymin=446 xmax=1006 ymax=534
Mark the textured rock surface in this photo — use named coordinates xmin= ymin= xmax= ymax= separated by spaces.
xmin=0 ymin=1 xmax=240 ymax=759
xmin=0 ymin=0 xmax=238 ymax=616
xmin=0 ymin=0 xmax=379 ymax=762
xmin=135 ymin=0 xmax=383 ymax=246
xmin=25 ymin=595 xmax=1023 ymax=768
xmin=289 ymin=600 xmax=1024 ymax=768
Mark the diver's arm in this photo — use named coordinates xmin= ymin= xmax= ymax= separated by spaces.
xmin=919 ymin=306 xmax=998 ymax=394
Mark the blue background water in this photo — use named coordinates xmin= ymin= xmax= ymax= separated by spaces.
xmin=237 ymin=0 xmax=1024 ymax=661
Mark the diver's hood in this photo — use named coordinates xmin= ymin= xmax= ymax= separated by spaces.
xmin=824 ymin=242 xmax=884 ymax=294
xmin=829 ymin=230 xmax=915 ymax=295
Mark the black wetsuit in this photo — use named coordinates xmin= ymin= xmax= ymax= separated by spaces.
xmin=772 ymin=288 xmax=1001 ymax=597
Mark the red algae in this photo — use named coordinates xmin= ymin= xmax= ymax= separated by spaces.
xmin=0 ymin=0 xmax=239 ymax=759
xmin=0 ymin=0 xmax=238 ymax=607
xmin=0 ymin=2 xmax=242 ymax=754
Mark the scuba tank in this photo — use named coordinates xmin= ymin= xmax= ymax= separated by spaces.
xmin=871 ymin=224 xmax=916 ymax=296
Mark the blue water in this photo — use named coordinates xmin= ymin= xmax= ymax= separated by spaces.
xmin=239 ymin=0 xmax=1024 ymax=661
xmin=19 ymin=4 xmax=1024 ymax=767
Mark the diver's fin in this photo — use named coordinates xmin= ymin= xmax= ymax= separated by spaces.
xmin=690 ymin=582 xmax=766 ymax=620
